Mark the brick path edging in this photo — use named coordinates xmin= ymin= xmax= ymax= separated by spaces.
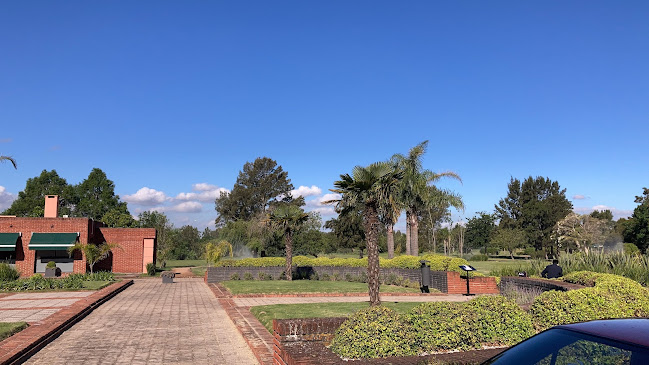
xmin=0 ymin=280 xmax=133 ymax=365
xmin=208 ymin=283 xmax=275 ymax=365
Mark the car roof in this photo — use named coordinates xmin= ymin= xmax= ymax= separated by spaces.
xmin=557 ymin=318 xmax=649 ymax=348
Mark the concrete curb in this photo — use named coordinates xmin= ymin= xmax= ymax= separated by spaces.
xmin=0 ymin=280 xmax=133 ymax=365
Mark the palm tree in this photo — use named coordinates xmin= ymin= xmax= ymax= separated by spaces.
xmin=424 ymin=186 xmax=464 ymax=253
xmin=266 ymin=205 xmax=309 ymax=280
xmin=391 ymin=141 xmax=462 ymax=256
xmin=67 ymin=242 xmax=121 ymax=274
xmin=329 ymin=162 xmax=403 ymax=306
xmin=0 ymin=156 xmax=17 ymax=169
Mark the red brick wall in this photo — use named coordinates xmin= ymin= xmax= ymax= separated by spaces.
xmin=446 ymin=271 xmax=499 ymax=294
xmin=0 ymin=217 xmax=92 ymax=277
xmin=99 ymin=228 xmax=156 ymax=273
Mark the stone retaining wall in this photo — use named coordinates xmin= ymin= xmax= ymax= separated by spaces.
xmin=499 ymin=276 xmax=585 ymax=293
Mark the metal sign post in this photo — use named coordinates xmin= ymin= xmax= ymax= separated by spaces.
xmin=459 ymin=265 xmax=476 ymax=296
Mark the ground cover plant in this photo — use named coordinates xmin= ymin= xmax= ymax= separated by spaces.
xmin=529 ymin=271 xmax=649 ymax=331
xmin=222 ymin=280 xmax=419 ymax=295
xmin=0 ymin=322 xmax=28 ymax=341
xmin=0 ymin=272 xmax=115 ymax=292
xmin=250 ymin=302 xmax=422 ymax=332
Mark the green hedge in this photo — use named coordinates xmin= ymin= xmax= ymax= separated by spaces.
xmin=529 ymin=271 xmax=649 ymax=331
xmin=330 ymin=306 xmax=416 ymax=358
xmin=408 ymin=296 xmax=534 ymax=353
xmin=216 ymin=254 xmax=470 ymax=273
xmin=0 ymin=272 xmax=115 ymax=291
xmin=331 ymin=296 xmax=534 ymax=359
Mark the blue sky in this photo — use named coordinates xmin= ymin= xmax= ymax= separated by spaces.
xmin=1 ymin=1 xmax=647 ymax=230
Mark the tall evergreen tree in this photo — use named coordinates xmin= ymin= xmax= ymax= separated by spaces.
xmin=76 ymin=168 xmax=130 ymax=221
xmin=215 ymin=157 xmax=302 ymax=224
xmin=495 ymin=176 xmax=572 ymax=256
xmin=2 ymin=170 xmax=75 ymax=217
xmin=624 ymin=188 xmax=649 ymax=253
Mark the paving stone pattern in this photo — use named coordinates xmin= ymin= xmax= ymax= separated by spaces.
xmin=26 ymin=278 xmax=259 ymax=365
xmin=0 ymin=291 xmax=92 ymax=323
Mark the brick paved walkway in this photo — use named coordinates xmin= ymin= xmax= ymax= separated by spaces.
xmin=26 ymin=278 xmax=258 ymax=365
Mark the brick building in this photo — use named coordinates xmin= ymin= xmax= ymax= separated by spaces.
xmin=0 ymin=195 xmax=156 ymax=276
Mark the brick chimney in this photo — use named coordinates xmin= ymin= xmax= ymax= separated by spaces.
xmin=44 ymin=195 xmax=59 ymax=218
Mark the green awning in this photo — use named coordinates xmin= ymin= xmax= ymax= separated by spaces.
xmin=0 ymin=233 xmax=19 ymax=251
xmin=29 ymin=233 xmax=78 ymax=250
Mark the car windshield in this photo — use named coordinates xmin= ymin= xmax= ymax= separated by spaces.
xmin=483 ymin=328 xmax=649 ymax=365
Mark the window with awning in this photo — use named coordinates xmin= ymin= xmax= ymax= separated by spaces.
xmin=29 ymin=233 xmax=78 ymax=250
xmin=0 ymin=233 xmax=20 ymax=251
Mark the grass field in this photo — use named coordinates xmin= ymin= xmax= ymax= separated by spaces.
xmin=0 ymin=322 xmax=28 ymax=341
xmin=164 ymin=259 xmax=207 ymax=268
xmin=469 ymin=258 xmax=531 ymax=275
xmin=222 ymin=280 xmax=419 ymax=295
xmin=251 ymin=302 xmax=420 ymax=332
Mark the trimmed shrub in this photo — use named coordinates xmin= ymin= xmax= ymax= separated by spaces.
xmin=146 ymin=263 xmax=156 ymax=276
xmin=243 ymin=272 xmax=253 ymax=280
xmin=530 ymin=272 xmax=649 ymax=331
xmin=46 ymin=261 xmax=57 ymax=269
xmin=624 ymin=243 xmax=640 ymax=255
xmin=408 ymin=296 xmax=535 ymax=352
xmin=216 ymin=254 xmax=471 ymax=273
xmin=230 ymin=273 xmax=241 ymax=280
xmin=330 ymin=306 xmax=416 ymax=358
xmin=0 ymin=263 xmax=20 ymax=282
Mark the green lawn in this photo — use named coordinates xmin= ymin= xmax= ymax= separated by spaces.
xmin=222 ymin=280 xmax=419 ymax=295
xmin=0 ymin=322 xmax=28 ymax=341
xmin=164 ymin=259 xmax=207 ymax=268
xmin=81 ymin=281 xmax=112 ymax=290
xmin=251 ymin=302 xmax=421 ymax=332
xmin=469 ymin=258 xmax=530 ymax=275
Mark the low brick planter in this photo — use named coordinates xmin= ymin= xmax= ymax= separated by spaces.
xmin=272 ymin=317 xmax=506 ymax=365
xmin=499 ymin=277 xmax=585 ymax=294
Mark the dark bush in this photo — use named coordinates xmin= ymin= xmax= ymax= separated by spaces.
xmin=469 ymin=254 xmax=489 ymax=261
xmin=0 ymin=263 xmax=20 ymax=282
xmin=146 ymin=263 xmax=156 ymax=276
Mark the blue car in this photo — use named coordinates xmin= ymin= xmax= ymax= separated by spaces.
xmin=483 ymin=319 xmax=649 ymax=365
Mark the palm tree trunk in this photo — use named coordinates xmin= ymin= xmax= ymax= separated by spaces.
xmin=364 ymin=203 xmax=381 ymax=306
xmin=387 ymin=224 xmax=395 ymax=259
xmin=411 ymin=213 xmax=419 ymax=257
xmin=405 ymin=211 xmax=411 ymax=256
xmin=285 ymin=232 xmax=293 ymax=281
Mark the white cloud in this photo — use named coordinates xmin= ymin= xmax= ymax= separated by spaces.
xmin=151 ymin=201 xmax=203 ymax=213
xmin=290 ymin=185 xmax=322 ymax=198
xmin=572 ymin=195 xmax=587 ymax=200
xmin=192 ymin=183 xmax=219 ymax=192
xmin=175 ymin=183 xmax=229 ymax=203
xmin=123 ymin=187 xmax=169 ymax=206
xmin=0 ymin=186 xmax=16 ymax=212
xmin=574 ymin=205 xmax=633 ymax=220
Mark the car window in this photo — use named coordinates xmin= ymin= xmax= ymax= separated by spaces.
xmin=550 ymin=339 xmax=631 ymax=365
xmin=483 ymin=329 xmax=649 ymax=365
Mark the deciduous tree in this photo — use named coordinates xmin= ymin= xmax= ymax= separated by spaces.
xmin=624 ymin=188 xmax=649 ymax=253
xmin=2 ymin=170 xmax=75 ymax=217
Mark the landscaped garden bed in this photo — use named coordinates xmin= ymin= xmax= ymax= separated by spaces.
xmin=264 ymin=271 xmax=649 ymax=363
xmin=0 ymin=323 xmax=28 ymax=342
